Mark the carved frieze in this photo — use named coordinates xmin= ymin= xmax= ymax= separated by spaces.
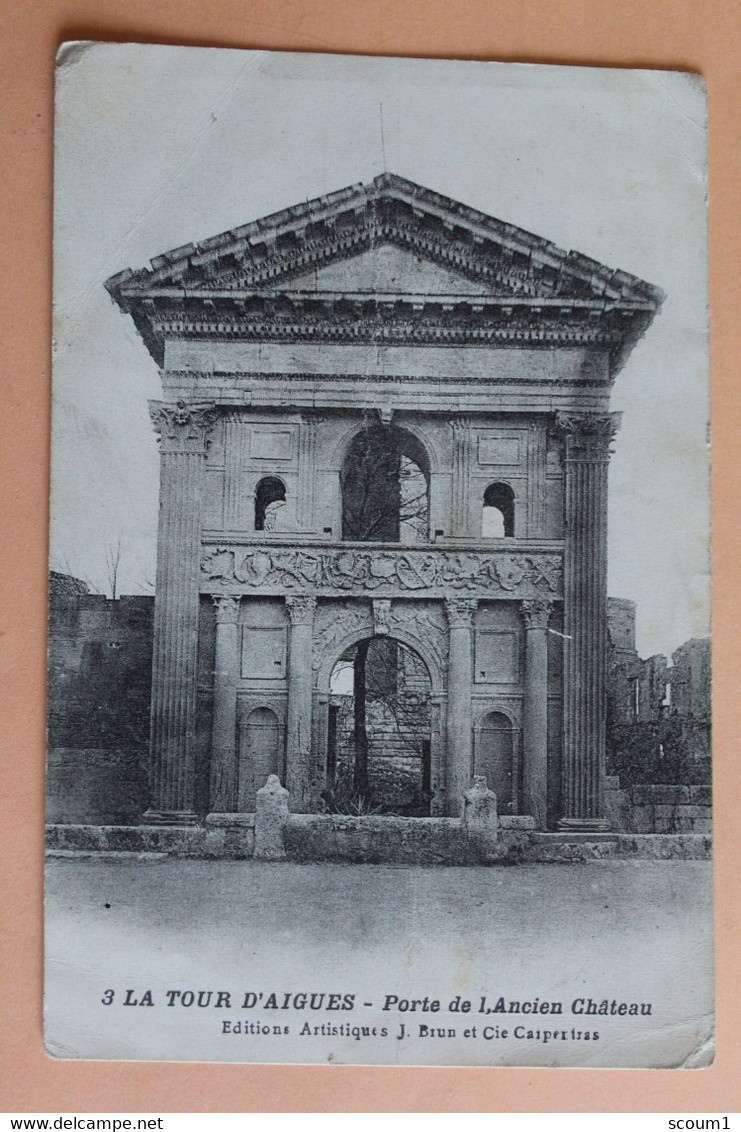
xmin=200 ymin=544 xmax=563 ymax=599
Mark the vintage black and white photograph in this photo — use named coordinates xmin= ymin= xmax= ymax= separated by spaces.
xmin=46 ymin=44 xmax=711 ymax=1067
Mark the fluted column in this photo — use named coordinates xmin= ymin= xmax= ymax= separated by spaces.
xmin=522 ymin=599 xmax=551 ymax=829
xmin=445 ymin=598 xmax=477 ymax=816
xmin=285 ymin=594 xmax=317 ymax=812
xmin=556 ymin=412 xmax=621 ymax=830
xmin=146 ymin=400 xmax=217 ymax=823
xmin=209 ymin=594 xmax=241 ymax=813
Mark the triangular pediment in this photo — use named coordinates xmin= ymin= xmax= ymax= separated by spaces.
xmin=106 ymin=173 xmax=664 ymax=371
xmin=108 ymin=173 xmax=663 ymax=307
xmin=281 ymin=242 xmax=494 ymax=296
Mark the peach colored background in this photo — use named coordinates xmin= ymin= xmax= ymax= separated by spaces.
xmin=1 ymin=0 xmax=738 ymax=1113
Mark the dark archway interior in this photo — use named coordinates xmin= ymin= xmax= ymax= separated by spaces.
xmin=482 ymin=482 xmax=515 ymax=538
xmin=325 ymin=636 xmax=432 ymax=815
xmin=341 ymin=424 xmax=429 ymax=542
xmin=255 ymin=476 xmax=286 ymax=531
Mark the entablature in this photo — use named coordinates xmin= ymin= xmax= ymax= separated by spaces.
xmin=106 ymin=174 xmax=663 ymax=379
xmin=160 ymin=371 xmax=612 ymax=416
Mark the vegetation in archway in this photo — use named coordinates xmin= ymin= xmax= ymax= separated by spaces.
xmin=326 ymin=637 xmax=432 ymax=815
xmin=341 ymin=424 xmax=429 ymax=543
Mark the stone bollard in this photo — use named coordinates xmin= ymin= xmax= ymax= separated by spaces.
xmin=462 ymin=776 xmax=499 ymax=853
xmin=254 ymin=775 xmax=290 ymax=861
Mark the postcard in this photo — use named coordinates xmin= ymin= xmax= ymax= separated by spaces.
xmin=45 ymin=43 xmax=711 ymax=1067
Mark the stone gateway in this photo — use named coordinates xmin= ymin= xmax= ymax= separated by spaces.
xmin=105 ymin=173 xmax=662 ymax=831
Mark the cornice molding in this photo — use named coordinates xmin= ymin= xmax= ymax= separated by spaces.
xmin=107 ymin=173 xmax=664 ymax=373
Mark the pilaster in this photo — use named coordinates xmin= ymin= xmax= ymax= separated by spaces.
xmin=209 ymin=594 xmax=241 ymax=812
xmin=223 ymin=410 xmax=247 ymax=529
xmin=526 ymin=419 xmax=547 ymax=536
xmin=285 ymin=594 xmax=317 ymax=811
xmin=445 ymin=597 xmax=477 ymax=816
xmin=298 ymin=415 xmax=317 ymax=533
xmin=450 ymin=417 xmax=472 ymax=538
xmin=521 ymin=598 xmax=551 ymax=829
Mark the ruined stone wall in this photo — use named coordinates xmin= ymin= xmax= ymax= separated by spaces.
xmin=606 ymin=598 xmax=711 ymax=802
xmin=606 ymin=780 xmax=711 ymax=834
xmin=47 ymin=579 xmax=153 ymax=823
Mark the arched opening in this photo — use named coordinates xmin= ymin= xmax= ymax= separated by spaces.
xmin=238 ymin=706 xmax=281 ymax=809
xmin=341 ymin=424 xmax=430 ymax=543
xmin=325 ymin=636 xmax=432 ymax=815
xmin=482 ymin=482 xmax=515 ymax=538
xmin=255 ymin=476 xmax=286 ymax=531
xmin=474 ymin=711 xmax=515 ymax=808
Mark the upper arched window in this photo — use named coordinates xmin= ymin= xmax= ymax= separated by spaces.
xmin=341 ymin=425 xmax=430 ymax=543
xmin=255 ymin=476 xmax=286 ymax=531
xmin=482 ymin=483 xmax=515 ymax=538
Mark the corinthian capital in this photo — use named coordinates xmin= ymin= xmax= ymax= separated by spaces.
xmin=521 ymin=599 xmax=552 ymax=630
xmin=450 ymin=416 xmax=471 ymax=444
xmin=212 ymin=594 xmax=242 ymax=625
xmin=149 ymin=400 xmax=219 ymax=453
xmin=445 ymin=597 xmax=478 ymax=629
xmin=285 ymin=594 xmax=317 ymax=626
xmin=554 ymin=412 xmax=622 ymax=458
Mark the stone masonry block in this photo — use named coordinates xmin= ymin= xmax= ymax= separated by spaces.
xmin=653 ymin=805 xmax=675 ymax=834
xmin=689 ymin=786 xmax=712 ymax=805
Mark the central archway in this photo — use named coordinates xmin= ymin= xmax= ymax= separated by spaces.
xmin=340 ymin=424 xmax=430 ymax=543
xmin=325 ymin=635 xmax=433 ymax=815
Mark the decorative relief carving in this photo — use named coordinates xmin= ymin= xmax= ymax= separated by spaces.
xmin=149 ymin=400 xmax=218 ymax=451
xmin=554 ymin=412 xmax=622 ymax=458
xmin=372 ymin=599 xmax=392 ymax=636
xmin=201 ymin=545 xmax=563 ymax=599
xmin=445 ymin=597 xmax=478 ymax=629
xmin=212 ymin=594 xmax=241 ymax=624
xmin=285 ymin=594 xmax=317 ymax=625
xmin=309 ymin=598 xmax=448 ymax=685
xmin=387 ymin=602 xmax=449 ymax=674
xmin=521 ymin=599 xmax=552 ymax=630
xmin=311 ymin=603 xmax=371 ymax=671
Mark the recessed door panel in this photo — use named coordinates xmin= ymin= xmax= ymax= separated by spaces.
xmin=238 ymin=706 xmax=281 ymax=810
xmin=474 ymin=711 xmax=514 ymax=806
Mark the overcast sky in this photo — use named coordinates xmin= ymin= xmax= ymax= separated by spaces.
xmin=52 ymin=45 xmax=709 ymax=658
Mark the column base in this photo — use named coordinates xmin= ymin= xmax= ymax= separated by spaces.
xmin=557 ymin=816 xmax=611 ymax=833
xmin=143 ymin=809 xmax=200 ymax=826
